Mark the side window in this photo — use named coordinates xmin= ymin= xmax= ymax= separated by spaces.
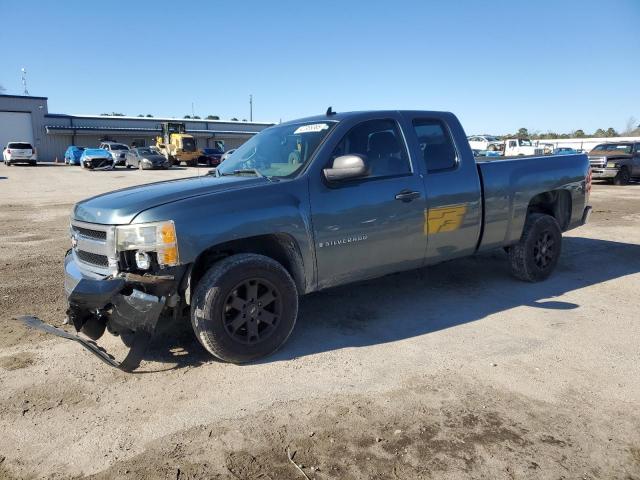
xmin=509 ymin=140 xmax=517 ymax=148
xmin=635 ymin=143 xmax=640 ymax=154
xmin=331 ymin=119 xmax=411 ymax=178
xmin=412 ymin=119 xmax=458 ymax=172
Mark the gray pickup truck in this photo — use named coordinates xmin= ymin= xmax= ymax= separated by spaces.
xmin=23 ymin=110 xmax=592 ymax=371
xmin=588 ymin=142 xmax=640 ymax=185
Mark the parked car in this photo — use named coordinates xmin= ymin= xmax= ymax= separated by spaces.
xmin=3 ymin=141 xmax=37 ymax=166
xmin=64 ymin=146 xmax=86 ymax=165
xmin=80 ymin=148 xmax=114 ymax=170
xmin=198 ymin=148 xmax=225 ymax=167
xmin=467 ymin=135 xmax=503 ymax=151
xmin=473 ymin=149 xmax=502 ymax=157
xmin=588 ymin=142 xmax=640 ymax=185
xmin=99 ymin=142 xmax=130 ymax=166
xmin=26 ymin=109 xmax=592 ymax=371
xmin=220 ymin=148 xmax=236 ymax=163
xmin=553 ymin=147 xmax=579 ymax=156
xmin=125 ymin=147 xmax=171 ymax=170
xmin=503 ymin=138 xmax=545 ymax=156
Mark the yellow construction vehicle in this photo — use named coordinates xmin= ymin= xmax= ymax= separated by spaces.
xmin=155 ymin=122 xmax=200 ymax=166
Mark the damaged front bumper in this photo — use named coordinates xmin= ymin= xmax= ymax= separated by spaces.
xmin=22 ymin=253 xmax=183 ymax=371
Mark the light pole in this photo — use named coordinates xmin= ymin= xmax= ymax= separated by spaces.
xmin=21 ymin=67 xmax=29 ymax=96
xmin=249 ymin=94 xmax=253 ymax=122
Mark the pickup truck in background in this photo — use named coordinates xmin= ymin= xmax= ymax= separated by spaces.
xmin=503 ymin=138 xmax=545 ymax=156
xmin=24 ymin=110 xmax=592 ymax=371
xmin=588 ymin=142 xmax=640 ymax=185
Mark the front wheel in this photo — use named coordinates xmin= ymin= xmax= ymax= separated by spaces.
xmin=508 ymin=213 xmax=562 ymax=282
xmin=613 ymin=167 xmax=630 ymax=186
xmin=191 ymin=253 xmax=298 ymax=363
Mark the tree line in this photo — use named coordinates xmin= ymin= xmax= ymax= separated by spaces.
xmin=96 ymin=112 xmax=248 ymax=121
xmin=509 ymin=117 xmax=639 ymax=139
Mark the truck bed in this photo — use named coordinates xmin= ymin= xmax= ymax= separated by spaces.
xmin=475 ymin=153 xmax=589 ymax=252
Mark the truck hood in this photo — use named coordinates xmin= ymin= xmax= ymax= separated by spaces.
xmin=73 ymin=174 xmax=266 ymax=225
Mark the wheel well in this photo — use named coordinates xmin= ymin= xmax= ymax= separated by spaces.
xmin=186 ymin=234 xmax=306 ymax=303
xmin=527 ymin=189 xmax=572 ymax=231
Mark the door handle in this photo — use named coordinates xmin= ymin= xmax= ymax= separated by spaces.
xmin=395 ymin=190 xmax=421 ymax=202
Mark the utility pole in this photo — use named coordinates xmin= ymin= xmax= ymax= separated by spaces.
xmin=249 ymin=94 xmax=253 ymax=122
xmin=191 ymin=102 xmax=195 ymax=118
xmin=21 ymin=67 xmax=29 ymax=96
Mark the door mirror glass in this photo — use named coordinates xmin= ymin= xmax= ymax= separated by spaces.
xmin=323 ymin=154 xmax=368 ymax=181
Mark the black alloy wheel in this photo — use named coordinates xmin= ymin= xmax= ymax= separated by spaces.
xmin=223 ymin=278 xmax=281 ymax=345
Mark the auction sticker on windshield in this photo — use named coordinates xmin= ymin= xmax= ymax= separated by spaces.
xmin=294 ymin=123 xmax=330 ymax=134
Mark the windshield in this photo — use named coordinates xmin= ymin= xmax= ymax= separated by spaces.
xmin=217 ymin=121 xmax=336 ymax=178
xmin=486 ymin=136 xmax=500 ymax=142
xmin=592 ymin=144 xmax=632 ymax=154
xmin=110 ymin=144 xmax=129 ymax=150
xmin=519 ymin=139 xmax=532 ymax=146
xmin=136 ymin=148 xmax=154 ymax=155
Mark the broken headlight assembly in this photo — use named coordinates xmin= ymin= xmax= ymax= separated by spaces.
xmin=115 ymin=220 xmax=179 ymax=269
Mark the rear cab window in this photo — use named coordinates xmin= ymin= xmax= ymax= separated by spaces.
xmin=412 ymin=119 xmax=458 ymax=172
xmin=8 ymin=143 xmax=33 ymax=149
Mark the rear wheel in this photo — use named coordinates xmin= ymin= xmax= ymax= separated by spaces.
xmin=508 ymin=213 xmax=562 ymax=282
xmin=191 ymin=253 xmax=298 ymax=363
xmin=613 ymin=167 xmax=630 ymax=186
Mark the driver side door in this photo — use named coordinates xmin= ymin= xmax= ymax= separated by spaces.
xmin=309 ymin=118 xmax=427 ymax=290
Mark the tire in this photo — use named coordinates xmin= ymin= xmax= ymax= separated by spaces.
xmin=125 ymin=163 xmax=132 ymax=169
xmin=508 ymin=213 xmax=562 ymax=282
xmin=613 ymin=167 xmax=630 ymax=186
xmin=488 ymin=144 xmax=497 ymax=151
xmin=191 ymin=253 xmax=298 ymax=363
xmin=80 ymin=316 xmax=106 ymax=341
xmin=30 ymin=161 xmax=36 ymax=166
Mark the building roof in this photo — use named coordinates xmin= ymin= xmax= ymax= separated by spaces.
xmin=0 ymin=94 xmax=48 ymax=100
xmin=45 ymin=113 xmax=273 ymax=126
xmin=44 ymin=125 xmax=261 ymax=137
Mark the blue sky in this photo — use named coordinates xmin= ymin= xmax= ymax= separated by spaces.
xmin=1 ymin=0 xmax=638 ymax=135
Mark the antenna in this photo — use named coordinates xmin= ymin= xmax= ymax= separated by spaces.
xmin=326 ymin=106 xmax=336 ymax=116
xmin=21 ymin=67 xmax=29 ymax=96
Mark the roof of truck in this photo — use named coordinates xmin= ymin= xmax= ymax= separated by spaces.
xmin=278 ymin=109 xmax=454 ymax=126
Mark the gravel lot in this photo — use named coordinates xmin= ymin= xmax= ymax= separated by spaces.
xmin=0 ymin=164 xmax=639 ymax=479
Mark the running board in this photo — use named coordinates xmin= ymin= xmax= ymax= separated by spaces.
xmin=18 ymin=315 xmax=150 ymax=372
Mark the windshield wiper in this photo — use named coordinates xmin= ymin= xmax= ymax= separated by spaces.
xmin=219 ymin=169 xmax=276 ymax=182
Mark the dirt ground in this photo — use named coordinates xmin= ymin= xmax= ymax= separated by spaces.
xmin=0 ymin=164 xmax=639 ymax=480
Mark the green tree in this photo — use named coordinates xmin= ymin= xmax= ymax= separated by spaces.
xmin=100 ymin=112 xmax=125 ymax=116
xmin=206 ymin=115 xmax=220 ymax=120
xmin=183 ymin=115 xmax=192 ymax=119
xmin=145 ymin=114 xmax=153 ymax=118
xmin=574 ymin=129 xmax=585 ymax=138
xmin=517 ymin=127 xmax=529 ymax=138
xmin=593 ymin=128 xmax=606 ymax=137
xmin=192 ymin=115 xmax=201 ymax=119
xmin=605 ymin=127 xmax=618 ymax=137
xmin=230 ymin=117 xmax=239 ymax=121
xmin=137 ymin=114 xmax=144 ymax=117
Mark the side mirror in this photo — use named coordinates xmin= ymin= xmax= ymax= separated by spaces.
xmin=323 ymin=154 xmax=368 ymax=182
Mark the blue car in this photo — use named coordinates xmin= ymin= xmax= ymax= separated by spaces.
xmin=553 ymin=147 xmax=579 ymax=155
xmin=64 ymin=146 xmax=86 ymax=165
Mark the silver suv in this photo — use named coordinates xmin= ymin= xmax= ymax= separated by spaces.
xmin=99 ymin=142 xmax=130 ymax=166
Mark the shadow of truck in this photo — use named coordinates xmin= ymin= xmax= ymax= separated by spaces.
xmin=144 ymin=236 xmax=640 ymax=367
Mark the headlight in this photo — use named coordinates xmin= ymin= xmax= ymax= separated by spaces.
xmin=606 ymin=161 xmax=618 ymax=168
xmin=115 ymin=220 xmax=179 ymax=266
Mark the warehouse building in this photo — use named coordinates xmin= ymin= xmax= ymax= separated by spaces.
xmin=0 ymin=94 xmax=273 ymax=161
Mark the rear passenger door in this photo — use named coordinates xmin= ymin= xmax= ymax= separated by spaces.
xmin=405 ymin=116 xmax=482 ymax=264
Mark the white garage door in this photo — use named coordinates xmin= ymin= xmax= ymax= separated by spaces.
xmin=0 ymin=111 xmax=34 ymax=149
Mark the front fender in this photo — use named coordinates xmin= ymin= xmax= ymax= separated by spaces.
xmin=132 ymin=178 xmax=316 ymax=289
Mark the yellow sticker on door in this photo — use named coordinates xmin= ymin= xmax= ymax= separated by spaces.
xmin=425 ymin=204 xmax=467 ymax=234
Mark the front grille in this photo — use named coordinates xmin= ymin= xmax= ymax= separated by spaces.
xmin=72 ymin=225 xmax=107 ymax=240
xmin=90 ymin=158 xmax=111 ymax=168
xmin=71 ymin=220 xmax=116 ymax=275
xmin=589 ymin=157 xmax=606 ymax=168
xmin=75 ymin=250 xmax=109 ymax=267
